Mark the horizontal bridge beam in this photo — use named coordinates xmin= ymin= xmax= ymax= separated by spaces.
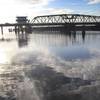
xmin=0 ymin=22 xmax=100 ymax=27
xmin=34 ymin=14 xmax=100 ymax=18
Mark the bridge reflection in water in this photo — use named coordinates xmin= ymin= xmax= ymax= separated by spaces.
xmin=15 ymin=29 xmax=100 ymax=48
xmin=0 ymin=29 xmax=100 ymax=100
xmin=15 ymin=30 xmax=86 ymax=48
xmin=0 ymin=27 xmax=100 ymax=49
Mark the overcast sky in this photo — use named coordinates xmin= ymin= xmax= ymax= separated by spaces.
xmin=0 ymin=0 xmax=100 ymax=23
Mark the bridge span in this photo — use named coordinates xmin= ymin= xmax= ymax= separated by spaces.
xmin=0 ymin=14 xmax=100 ymax=34
xmin=31 ymin=14 xmax=100 ymax=24
xmin=30 ymin=14 xmax=100 ymax=31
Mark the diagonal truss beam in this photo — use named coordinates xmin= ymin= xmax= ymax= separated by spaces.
xmin=31 ymin=14 xmax=100 ymax=24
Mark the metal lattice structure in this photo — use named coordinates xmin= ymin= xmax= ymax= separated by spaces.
xmin=31 ymin=14 xmax=100 ymax=24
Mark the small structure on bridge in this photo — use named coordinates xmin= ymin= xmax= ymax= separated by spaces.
xmin=15 ymin=16 xmax=32 ymax=34
xmin=16 ymin=16 xmax=29 ymax=24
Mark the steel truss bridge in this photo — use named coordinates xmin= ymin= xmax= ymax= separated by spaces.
xmin=0 ymin=14 xmax=100 ymax=34
xmin=30 ymin=14 xmax=100 ymax=31
xmin=31 ymin=14 xmax=100 ymax=25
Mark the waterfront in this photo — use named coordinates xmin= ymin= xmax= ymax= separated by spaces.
xmin=0 ymin=30 xmax=100 ymax=100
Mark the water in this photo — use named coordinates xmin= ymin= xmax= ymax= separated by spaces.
xmin=0 ymin=30 xmax=100 ymax=100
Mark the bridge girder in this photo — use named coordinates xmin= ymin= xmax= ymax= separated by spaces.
xmin=31 ymin=14 xmax=100 ymax=24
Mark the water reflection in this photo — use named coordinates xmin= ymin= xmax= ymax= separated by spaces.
xmin=0 ymin=30 xmax=100 ymax=100
xmin=16 ymin=32 xmax=29 ymax=48
xmin=26 ymin=66 xmax=91 ymax=100
xmin=0 ymin=65 xmax=92 ymax=100
xmin=0 ymin=38 xmax=13 ymax=42
xmin=31 ymin=31 xmax=99 ymax=60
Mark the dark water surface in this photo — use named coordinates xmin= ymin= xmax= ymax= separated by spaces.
xmin=0 ymin=31 xmax=100 ymax=100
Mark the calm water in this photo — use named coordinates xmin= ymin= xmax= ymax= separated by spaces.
xmin=0 ymin=30 xmax=100 ymax=100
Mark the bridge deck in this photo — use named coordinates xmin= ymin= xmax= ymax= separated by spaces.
xmin=0 ymin=22 xmax=100 ymax=27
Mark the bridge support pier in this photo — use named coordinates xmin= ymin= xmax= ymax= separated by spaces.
xmin=82 ymin=30 xmax=85 ymax=41
xmin=1 ymin=26 xmax=3 ymax=35
xmin=15 ymin=26 xmax=17 ymax=34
